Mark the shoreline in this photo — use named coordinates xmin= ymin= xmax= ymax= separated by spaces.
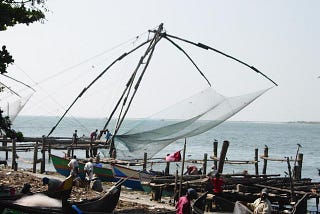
xmin=0 ymin=167 xmax=176 ymax=213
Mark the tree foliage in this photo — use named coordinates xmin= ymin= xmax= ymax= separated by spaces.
xmin=0 ymin=0 xmax=46 ymax=31
xmin=0 ymin=0 xmax=46 ymax=139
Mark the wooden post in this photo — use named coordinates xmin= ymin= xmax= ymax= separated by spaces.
xmin=217 ymin=140 xmax=229 ymax=174
xmin=294 ymin=153 xmax=303 ymax=180
xmin=41 ymin=137 xmax=45 ymax=173
xmin=174 ymin=169 xmax=178 ymax=204
xmin=33 ymin=141 xmax=38 ymax=173
xmin=262 ymin=146 xmax=268 ymax=175
xmin=11 ymin=139 xmax=17 ymax=171
xmin=255 ymin=148 xmax=259 ymax=175
xmin=179 ymin=139 xmax=187 ymax=198
xmin=3 ymin=137 xmax=8 ymax=160
xmin=67 ymin=148 xmax=71 ymax=157
xmin=203 ymin=153 xmax=207 ymax=175
xmin=165 ymin=161 xmax=170 ymax=175
xmin=85 ymin=149 xmax=89 ymax=158
xmin=286 ymin=157 xmax=296 ymax=202
xmin=213 ymin=140 xmax=218 ymax=170
xmin=143 ymin=152 xmax=147 ymax=171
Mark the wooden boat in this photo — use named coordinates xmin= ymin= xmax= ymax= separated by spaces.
xmin=112 ymin=163 xmax=152 ymax=191
xmin=50 ymin=154 xmax=114 ymax=182
xmin=0 ymin=181 xmax=122 ymax=214
xmin=51 ymin=154 xmax=152 ymax=191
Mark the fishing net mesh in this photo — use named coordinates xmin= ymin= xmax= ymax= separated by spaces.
xmin=115 ymin=87 xmax=270 ymax=158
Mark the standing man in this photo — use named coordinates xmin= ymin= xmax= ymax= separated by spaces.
xmin=72 ymin=130 xmax=78 ymax=146
xmin=105 ymin=129 xmax=112 ymax=142
xmin=176 ymin=188 xmax=198 ymax=214
xmin=68 ymin=155 xmax=79 ymax=177
xmin=90 ymin=129 xmax=98 ymax=157
xmin=247 ymin=188 xmax=272 ymax=214
xmin=84 ymin=158 xmax=94 ymax=189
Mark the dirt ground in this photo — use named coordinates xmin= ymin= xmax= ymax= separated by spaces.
xmin=0 ymin=167 xmax=176 ymax=213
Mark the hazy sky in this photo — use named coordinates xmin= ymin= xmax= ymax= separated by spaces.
xmin=1 ymin=0 xmax=320 ymax=122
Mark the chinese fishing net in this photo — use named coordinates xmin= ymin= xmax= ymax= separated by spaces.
xmin=115 ymin=86 xmax=270 ymax=158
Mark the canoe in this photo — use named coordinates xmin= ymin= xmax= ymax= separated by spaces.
xmin=50 ymin=154 xmax=114 ymax=182
xmin=0 ymin=181 xmax=122 ymax=214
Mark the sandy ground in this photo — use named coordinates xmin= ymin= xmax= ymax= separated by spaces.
xmin=0 ymin=167 xmax=176 ymax=213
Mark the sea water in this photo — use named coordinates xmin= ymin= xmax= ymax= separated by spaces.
xmin=3 ymin=116 xmax=320 ymax=210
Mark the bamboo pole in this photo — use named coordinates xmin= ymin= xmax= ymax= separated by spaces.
xmin=179 ymin=139 xmax=187 ymax=198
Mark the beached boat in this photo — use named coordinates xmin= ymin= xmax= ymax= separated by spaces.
xmin=0 ymin=182 xmax=121 ymax=214
xmin=50 ymin=154 xmax=114 ymax=182
xmin=51 ymin=154 xmax=152 ymax=191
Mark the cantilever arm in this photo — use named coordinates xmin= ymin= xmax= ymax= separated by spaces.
xmin=163 ymin=36 xmax=211 ymax=87
xmin=162 ymin=32 xmax=278 ymax=86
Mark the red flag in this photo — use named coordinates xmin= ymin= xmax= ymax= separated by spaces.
xmin=165 ymin=150 xmax=181 ymax=162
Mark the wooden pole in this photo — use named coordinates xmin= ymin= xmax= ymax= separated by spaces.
xmin=11 ymin=139 xmax=17 ymax=171
xmin=143 ymin=152 xmax=147 ymax=171
xmin=165 ymin=161 xmax=170 ymax=175
xmin=254 ymin=148 xmax=259 ymax=175
xmin=174 ymin=169 xmax=178 ymax=204
xmin=217 ymin=140 xmax=229 ymax=174
xmin=203 ymin=153 xmax=207 ymax=175
xmin=262 ymin=146 xmax=268 ymax=175
xmin=33 ymin=141 xmax=38 ymax=173
xmin=213 ymin=140 xmax=218 ymax=170
xmin=179 ymin=139 xmax=187 ymax=198
xmin=286 ymin=157 xmax=296 ymax=202
xmin=3 ymin=137 xmax=8 ymax=160
xmin=294 ymin=153 xmax=303 ymax=180
xmin=40 ymin=137 xmax=45 ymax=173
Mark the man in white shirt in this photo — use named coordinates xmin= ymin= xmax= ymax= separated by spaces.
xmin=84 ymin=158 xmax=94 ymax=181
xmin=68 ymin=155 xmax=79 ymax=176
xmin=247 ymin=188 xmax=272 ymax=214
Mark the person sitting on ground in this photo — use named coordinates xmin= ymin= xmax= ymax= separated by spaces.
xmin=185 ymin=165 xmax=199 ymax=175
xmin=68 ymin=155 xmax=79 ymax=176
xmin=176 ymin=188 xmax=198 ymax=214
xmin=246 ymin=188 xmax=272 ymax=214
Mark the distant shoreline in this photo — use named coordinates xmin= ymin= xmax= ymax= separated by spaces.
xmin=16 ymin=115 xmax=320 ymax=125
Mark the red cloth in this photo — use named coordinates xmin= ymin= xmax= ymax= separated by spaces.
xmin=166 ymin=150 xmax=181 ymax=162
xmin=176 ymin=195 xmax=191 ymax=214
xmin=212 ymin=177 xmax=224 ymax=193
